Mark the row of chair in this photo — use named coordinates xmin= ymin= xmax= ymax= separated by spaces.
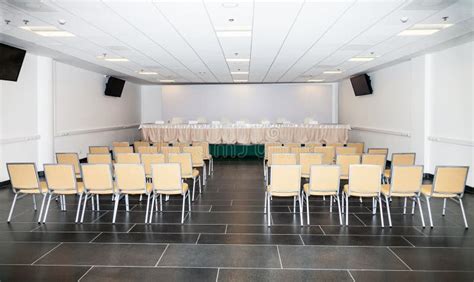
xmin=266 ymin=164 xmax=469 ymax=228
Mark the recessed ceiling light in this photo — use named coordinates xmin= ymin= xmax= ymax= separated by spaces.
xmin=103 ymin=57 xmax=129 ymax=62
xmin=398 ymin=29 xmax=440 ymax=36
xmin=160 ymin=79 xmax=175 ymax=83
xmin=412 ymin=23 xmax=453 ymax=29
xmin=307 ymin=79 xmax=325 ymax=82
xmin=222 ymin=2 xmax=239 ymax=8
xmin=233 ymin=79 xmax=248 ymax=83
xmin=349 ymin=57 xmax=375 ymax=62
xmin=20 ymin=25 xmax=75 ymax=37
xmin=216 ymin=31 xmax=251 ymax=37
xmin=214 ymin=26 xmax=252 ymax=31
xmin=231 ymin=71 xmax=248 ymax=75
xmin=137 ymin=70 xmax=158 ymax=75
xmin=226 ymin=58 xmax=250 ymax=62
xmin=323 ymin=70 xmax=343 ymax=74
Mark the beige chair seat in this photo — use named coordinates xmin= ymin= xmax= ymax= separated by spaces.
xmin=156 ymin=183 xmax=189 ymax=195
xmin=267 ymin=185 xmax=299 ymax=197
xmin=343 ymin=184 xmax=378 ymax=197
xmin=303 ymin=183 xmax=337 ymax=196
xmin=51 ymin=182 xmax=84 ymax=195
xmin=381 ymin=184 xmax=416 ymax=197
xmin=421 ymin=184 xmax=457 ymax=198
xmin=19 ymin=181 xmax=47 ymax=194
xmin=119 ymin=183 xmax=153 ymax=195
xmin=384 ymin=169 xmax=391 ymax=178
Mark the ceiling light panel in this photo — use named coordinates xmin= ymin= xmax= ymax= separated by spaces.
xmin=398 ymin=29 xmax=440 ymax=36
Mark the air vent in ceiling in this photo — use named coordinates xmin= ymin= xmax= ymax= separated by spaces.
xmin=7 ymin=0 xmax=57 ymax=12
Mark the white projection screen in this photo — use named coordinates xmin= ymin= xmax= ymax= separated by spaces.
xmin=161 ymin=83 xmax=335 ymax=124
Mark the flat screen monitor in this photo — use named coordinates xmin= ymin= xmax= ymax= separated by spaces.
xmin=350 ymin=73 xmax=373 ymax=96
xmin=104 ymin=77 xmax=125 ymax=97
xmin=0 ymin=43 xmax=26 ymax=82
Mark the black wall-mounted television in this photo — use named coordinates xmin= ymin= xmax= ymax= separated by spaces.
xmin=350 ymin=73 xmax=373 ymax=96
xmin=104 ymin=77 xmax=125 ymax=97
xmin=0 ymin=43 xmax=27 ymax=82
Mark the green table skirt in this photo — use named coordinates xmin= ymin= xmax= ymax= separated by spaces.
xmin=210 ymin=144 xmax=264 ymax=158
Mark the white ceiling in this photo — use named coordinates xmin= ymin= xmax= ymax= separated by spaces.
xmin=0 ymin=0 xmax=473 ymax=84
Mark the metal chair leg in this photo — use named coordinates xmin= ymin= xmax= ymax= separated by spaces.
xmin=192 ymin=178 xmax=196 ymax=201
xmin=188 ymin=190 xmax=191 ymax=212
xmin=264 ymin=191 xmax=267 ymax=213
xmin=442 ymin=198 xmax=447 ymax=216
xmin=81 ymin=194 xmax=89 ymax=223
xmin=293 ymin=196 xmax=296 ymax=213
xmin=459 ymin=198 xmax=468 ymax=229
xmin=425 ymin=196 xmax=433 ymax=228
xmin=403 ymin=197 xmax=407 ymax=214
xmin=416 ymin=196 xmax=425 ymax=228
xmin=112 ymin=193 xmax=120 ymax=224
xmin=336 ymin=195 xmax=342 ymax=226
xmin=42 ymin=194 xmax=53 ymax=223
xmin=96 ymin=195 xmax=100 ymax=211
xmin=75 ymin=193 xmax=83 ymax=223
xmin=329 ymin=195 xmax=333 ymax=213
xmin=125 ymin=195 xmax=130 ymax=211
xmin=37 ymin=194 xmax=47 ymax=224
xmin=298 ymin=194 xmax=303 ymax=226
xmin=267 ymin=193 xmax=271 ymax=227
xmin=345 ymin=193 xmax=349 ymax=226
xmin=181 ymin=193 xmax=186 ymax=224
xmin=145 ymin=193 xmax=151 ymax=224
xmin=7 ymin=194 xmax=18 ymax=223
xmin=33 ymin=195 xmax=37 ymax=210
xmin=306 ymin=193 xmax=310 ymax=225
xmin=378 ymin=196 xmax=384 ymax=227
xmin=149 ymin=194 xmax=155 ymax=223
xmin=385 ymin=195 xmax=392 ymax=227
xmin=411 ymin=198 xmax=416 ymax=215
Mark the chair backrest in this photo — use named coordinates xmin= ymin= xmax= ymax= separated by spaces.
xmin=305 ymin=143 xmax=323 ymax=148
xmin=89 ymin=146 xmax=110 ymax=154
xmin=161 ymin=146 xmax=181 ymax=156
xmin=7 ymin=163 xmax=42 ymax=193
xmin=87 ymin=153 xmax=112 ymax=164
xmin=389 ymin=165 xmax=424 ymax=194
xmin=151 ymin=163 xmax=184 ymax=194
xmin=141 ymin=153 xmax=166 ymax=176
xmin=56 ymin=153 xmax=81 ymax=176
xmin=152 ymin=142 xmax=168 ymax=152
xmin=269 ymin=165 xmax=301 ymax=194
xmin=327 ymin=143 xmax=345 ymax=148
xmin=267 ymin=146 xmax=291 ymax=165
xmin=114 ymin=164 xmax=147 ymax=192
xmin=168 ymin=153 xmax=193 ymax=178
xmin=173 ymin=143 xmax=190 ymax=150
xmin=367 ymin=148 xmax=389 ymax=157
xmin=44 ymin=164 xmax=78 ymax=193
xmin=391 ymin=153 xmax=416 ymax=166
xmin=134 ymin=141 xmax=150 ymax=152
xmin=271 ymin=153 xmax=297 ymax=165
xmin=80 ymin=164 xmax=114 ymax=194
xmin=264 ymin=143 xmax=282 ymax=160
xmin=361 ymin=154 xmax=386 ymax=170
xmin=299 ymin=153 xmax=323 ymax=176
xmin=336 ymin=146 xmax=357 ymax=155
xmin=336 ymin=154 xmax=361 ymax=177
xmin=313 ymin=146 xmax=336 ymax=164
xmin=308 ymin=165 xmax=340 ymax=193
xmin=290 ymin=147 xmax=312 ymax=155
xmin=347 ymin=164 xmax=382 ymax=195
xmin=347 ymin=142 xmax=365 ymax=154
xmin=432 ymin=166 xmax=469 ymax=195
xmin=183 ymin=146 xmax=204 ymax=166
xmin=193 ymin=142 xmax=210 ymax=158
xmin=284 ymin=143 xmax=301 ymax=149
xmin=137 ymin=146 xmax=159 ymax=154
xmin=113 ymin=146 xmax=134 ymax=156
xmin=115 ymin=153 xmax=141 ymax=164
xmin=112 ymin=141 xmax=129 ymax=147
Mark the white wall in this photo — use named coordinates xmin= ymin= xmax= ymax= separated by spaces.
xmin=141 ymin=85 xmax=163 ymax=123
xmin=339 ymin=39 xmax=474 ymax=186
xmin=0 ymin=55 xmax=141 ymax=181
xmin=157 ymin=83 xmax=336 ymax=124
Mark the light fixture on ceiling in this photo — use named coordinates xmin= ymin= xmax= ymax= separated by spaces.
xmin=97 ymin=54 xmax=129 ymax=62
xmin=231 ymin=71 xmax=248 ymax=75
xmin=398 ymin=22 xmax=453 ymax=36
xmin=226 ymin=58 xmax=250 ymax=62
xmin=222 ymin=2 xmax=239 ymax=8
xmin=160 ymin=79 xmax=175 ymax=83
xmin=323 ymin=70 xmax=343 ymax=74
xmin=349 ymin=56 xmax=376 ymax=62
xmin=216 ymin=30 xmax=251 ymax=37
xmin=137 ymin=70 xmax=158 ymax=75
xmin=233 ymin=79 xmax=248 ymax=83
xmin=307 ymin=79 xmax=325 ymax=82
xmin=20 ymin=25 xmax=75 ymax=37
xmin=214 ymin=26 xmax=252 ymax=31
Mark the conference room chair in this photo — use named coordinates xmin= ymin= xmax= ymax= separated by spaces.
xmin=133 ymin=141 xmax=150 ymax=152
xmin=290 ymin=147 xmax=312 ymax=161
xmin=113 ymin=163 xmax=152 ymax=223
xmin=161 ymin=146 xmax=181 ymax=162
xmin=347 ymin=142 xmax=365 ymax=154
xmin=362 ymin=154 xmax=387 ymax=177
xmin=112 ymin=141 xmax=130 ymax=147
xmin=336 ymin=146 xmax=357 ymax=155
xmin=6 ymin=163 xmax=48 ymax=223
xmin=265 ymin=146 xmax=291 ymax=181
xmin=265 ymin=165 xmax=303 ymax=226
xmin=326 ymin=143 xmax=345 ymax=148
xmin=313 ymin=146 xmax=336 ymax=164
xmin=193 ymin=142 xmax=213 ymax=176
xmin=42 ymin=164 xmax=84 ymax=223
xmin=137 ymin=146 xmax=158 ymax=154
xmin=115 ymin=153 xmax=141 ymax=164
xmin=367 ymin=147 xmax=389 ymax=157
xmin=336 ymin=154 xmax=361 ymax=180
xmin=421 ymin=166 xmax=470 ymax=228
xmin=152 ymin=142 xmax=169 ymax=152
xmin=384 ymin=153 xmax=416 ymax=182
xmin=112 ymin=146 xmax=134 ymax=159
xmin=168 ymin=153 xmax=201 ymax=201
xmin=302 ymin=165 xmax=342 ymax=225
xmin=284 ymin=143 xmax=301 ymax=149
xmin=183 ymin=146 xmax=207 ymax=185
xmin=263 ymin=142 xmax=282 ymax=175
xmin=56 ymin=152 xmax=81 ymax=179
xmin=87 ymin=153 xmax=112 ymax=164
xmin=89 ymin=146 xmax=110 ymax=154
xmin=271 ymin=153 xmax=298 ymax=165
xmin=381 ymin=165 xmax=425 ymax=228
xmin=148 ymin=163 xmax=191 ymax=224
xmin=342 ymin=164 xmax=384 ymax=227
xmin=304 ymin=143 xmax=323 ymax=149
xmin=80 ymin=164 xmax=115 ymax=223
xmin=299 ymin=153 xmax=324 ymax=179
xmin=174 ymin=143 xmax=191 ymax=150
xmin=141 ymin=153 xmax=165 ymax=179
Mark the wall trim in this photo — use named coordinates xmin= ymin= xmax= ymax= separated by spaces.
xmin=351 ymin=126 xmax=411 ymax=137
xmin=428 ymin=136 xmax=474 ymax=147
xmin=55 ymin=124 xmax=140 ymax=137
xmin=0 ymin=135 xmax=41 ymax=145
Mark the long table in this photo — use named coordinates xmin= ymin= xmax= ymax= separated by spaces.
xmin=139 ymin=123 xmax=350 ymax=145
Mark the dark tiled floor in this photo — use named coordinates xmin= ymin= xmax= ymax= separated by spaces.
xmin=0 ymin=158 xmax=473 ymax=281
